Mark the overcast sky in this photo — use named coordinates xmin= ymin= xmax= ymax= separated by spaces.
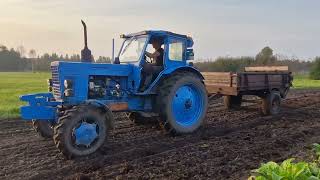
xmin=0 ymin=0 xmax=319 ymax=60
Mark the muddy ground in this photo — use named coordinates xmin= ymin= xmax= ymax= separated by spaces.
xmin=1 ymin=89 xmax=320 ymax=180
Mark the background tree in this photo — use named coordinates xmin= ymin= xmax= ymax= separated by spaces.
xmin=255 ymin=46 xmax=277 ymax=65
xmin=96 ymin=56 xmax=111 ymax=63
xmin=28 ymin=49 xmax=37 ymax=72
xmin=310 ymin=57 xmax=320 ymax=80
xmin=16 ymin=45 xmax=26 ymax=58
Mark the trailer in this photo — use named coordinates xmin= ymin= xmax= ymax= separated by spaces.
xmin=204 ymin=66 xmax=293 ymax=115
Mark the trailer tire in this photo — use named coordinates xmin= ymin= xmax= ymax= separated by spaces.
xmin=223 ymin=95 xmax=242 ymax=109
xmin=53 ymin=105 xmax=108 ymax=159
xmin=157 ymin=72 xmax=208 ymax=135
xmin=32 ymin=120 xmax=53 ymax=138
xmin=261 ymin=91 xmax=281 ymax=115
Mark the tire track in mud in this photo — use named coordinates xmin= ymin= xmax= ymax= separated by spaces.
xmin=89 ymin=99 xmax=320 ymax=180
xmin=0 ymin=90 xmax=320 ymax=180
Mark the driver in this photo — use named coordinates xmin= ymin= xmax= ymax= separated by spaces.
xmin=145 ymin=38 xmax=164 ymax=66
xmin=140 ymin=38 xmax=164 ymax=91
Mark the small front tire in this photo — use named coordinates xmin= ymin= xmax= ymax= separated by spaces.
xmin=32 ymin=120 xmax=54 ymax=138
xmin=53 ymin=105 xmax=108 ymax=159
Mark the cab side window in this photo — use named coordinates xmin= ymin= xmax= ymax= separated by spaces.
xmin=168 ymin=40 xmax=184 ymax=61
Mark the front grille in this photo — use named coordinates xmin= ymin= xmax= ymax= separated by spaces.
xmin=51 ymin=64 xmax=61 ymax=99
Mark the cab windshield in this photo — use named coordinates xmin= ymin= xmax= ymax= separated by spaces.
xmin=119 ymin=36 xmax=147 ymax=63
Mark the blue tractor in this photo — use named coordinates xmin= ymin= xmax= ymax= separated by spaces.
xmin=20 ymin=21 xmax=208 ymax=158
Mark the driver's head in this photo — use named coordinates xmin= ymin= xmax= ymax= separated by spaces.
xmin=151 ymin=38 xmax=161 ymax=50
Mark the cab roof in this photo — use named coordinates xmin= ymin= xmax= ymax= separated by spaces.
xmin=122 ymin=30 xmax=194 ymax=47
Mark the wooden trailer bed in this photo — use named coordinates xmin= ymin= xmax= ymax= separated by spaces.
xmin=203 ymin=66 xmax=293 ymax=97
xmin=202 ymin=66 xmax=293 ymax=115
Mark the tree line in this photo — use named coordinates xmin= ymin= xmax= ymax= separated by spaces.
xmin=0 ymin=45 xmax=111 ymax=72
xmin=195 ymin=46 xmax=317 ymax=78
xmin=0 ymin=44 xmax=319 ymax=79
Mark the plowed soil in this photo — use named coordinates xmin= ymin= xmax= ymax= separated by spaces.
xmin=1 ymin=89 xmax=320 ymax=180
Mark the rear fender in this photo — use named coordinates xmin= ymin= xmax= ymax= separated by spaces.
xmin=137 ymin=66 xmax=204 ymax=95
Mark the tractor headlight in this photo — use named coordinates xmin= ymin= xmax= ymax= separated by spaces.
xmin=47 ymin=79 xmax=53 ymax=92
xmin=47 ymin=79 xmax=52 ymax=86
xmin=64 ymin=89 xmax=74 ymax=97
xmin=64 ymin=79 xmax=73 ymax=89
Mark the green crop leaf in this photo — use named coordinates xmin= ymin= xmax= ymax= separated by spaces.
xmin=313 ymin=143 xmax=320 ymax=157
xmin=250 ymin=158 xmax=320 ymax=180
xmin=308 ymin=176 xmax=320 ymax=180
xmin=309 ymin=163 xmax=320 ymax=176
xmin=271 ymin=172 xmax=283 ymax=180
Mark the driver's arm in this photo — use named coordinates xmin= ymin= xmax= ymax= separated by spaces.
xmin=145 ymin=51 xmax=160 ymax=59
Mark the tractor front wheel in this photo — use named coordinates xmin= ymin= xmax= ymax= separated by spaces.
xmin=53 ymin=105 xmax=108 ymax=159
xmin=32 ymin=120 xmax=54 ymax=138
xmin=158 ymin=72 xmax=208 ymax=134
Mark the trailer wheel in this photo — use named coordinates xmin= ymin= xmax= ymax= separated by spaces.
xmin=261 ymin=91 xmax=281 ymax=115
xmin=32 ymin=120 xmax=54 ymax=138
xmin=223 ymin=95 xmax=242 ymax=109
xmin=157 ymin=72 xmax=208 ymax=134
xmin=53 ymin=105 xmax=108 ymax=159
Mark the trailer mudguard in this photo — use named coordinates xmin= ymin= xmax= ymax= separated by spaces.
xmin=20 ymin=93 xmax=61 ymax=121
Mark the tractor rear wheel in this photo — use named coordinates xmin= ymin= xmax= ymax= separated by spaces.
xmin=53 ymin=105 xmax=109 ymax=159
xmin=32 ymin=120 xmax=54 ymax=138
xmin=223 ymin=95 xmax=242 ymax=109
xmin=261 ymin=91 xmax=281 ymax=115
xmin=157 ymin=72 xmax=208 ymax=134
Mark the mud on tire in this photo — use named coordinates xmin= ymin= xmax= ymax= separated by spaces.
xmin=157 ymin=72 xmax=208 ymax=135
xmin=53 ymin=105 xmax=109 ymax=159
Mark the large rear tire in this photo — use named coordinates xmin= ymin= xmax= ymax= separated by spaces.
xmin=157 ymin=72 xmax=208 ymax=134
xmin=32 ymin=120 xmax=54 ymax=138
xmin=261 ymin=91 xmax=281 ymax=115
xmin=53 ymin=105 xmax=109 ymax=159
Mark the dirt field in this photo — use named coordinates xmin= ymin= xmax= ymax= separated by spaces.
xmin=1 ymin=89 xmax=320 ymax=180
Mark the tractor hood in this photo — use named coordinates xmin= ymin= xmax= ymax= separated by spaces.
xmin=51 ymin=61 xmax=132 ymax=77
xmin=50 ymin=61 xmax=133 ymax=100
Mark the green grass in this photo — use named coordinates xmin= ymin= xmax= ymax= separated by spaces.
xmin=0 ymin=72 xmax=50 ymax=119
xmin=0 ymin=72 xmax=319 ymax=119
xmin=293 ymin=74 xmax=320 ymax=89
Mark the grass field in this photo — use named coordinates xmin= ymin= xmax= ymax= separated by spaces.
xmin=0 ymin=72 xmax=50 ymax=119
xmin=292 ymin=74 xmax=320 ymax=89
xmin=0 ymin=72 xmax=319 ymax=119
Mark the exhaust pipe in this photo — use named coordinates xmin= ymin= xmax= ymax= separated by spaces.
xmin=112 ymin=38 xmax=115 ymax=63
xmin=81 ymin=20 xmax=92 ymax=62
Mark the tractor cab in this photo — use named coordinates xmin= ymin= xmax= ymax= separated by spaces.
xmin=117 ymin=31 xmax=195 ymax=92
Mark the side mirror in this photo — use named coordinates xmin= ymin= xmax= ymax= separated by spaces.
xmin=114 ymin=57 xmax=120 ymax=64
xmin=186 ymin=49 xmax=194 ymax=60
